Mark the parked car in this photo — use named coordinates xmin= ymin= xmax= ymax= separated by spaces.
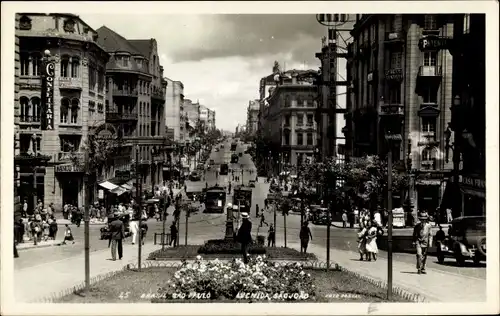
xmin=189 ymin=171 xmax=201 ymax=181
xmin=436 ymin=216 xmax=486 ymax=266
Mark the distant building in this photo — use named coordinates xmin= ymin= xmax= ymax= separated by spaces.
xmin=165 ymin=77 xmax=184 ymax=141
xmin=345 ymin=14 xmax=455 ymax=212
xmin=207 ymin=109 xmax=216 ymax=131
xmin=246 ymin=99 xmax=260 ymax=136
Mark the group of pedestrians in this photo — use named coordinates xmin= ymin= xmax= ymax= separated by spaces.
xmin=356 ymin=209 xmax=383 ymax=261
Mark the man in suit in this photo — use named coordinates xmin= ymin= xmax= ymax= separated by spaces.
xmin=109 ymin=213 xmax=125 ymax=261
xmin=236 ymin=212 xmax=252 ymax=264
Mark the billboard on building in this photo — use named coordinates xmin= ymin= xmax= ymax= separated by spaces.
xmin=41 ymin=60 xmax=55 ymax=130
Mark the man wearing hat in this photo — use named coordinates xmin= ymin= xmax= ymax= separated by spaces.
xmin=412 ymin=212 xmax=433 ymax=274
xmin=109 ymin=212 xmax=125 ymax=261
xmin=236 ymin=212 xmax=252 ymax=264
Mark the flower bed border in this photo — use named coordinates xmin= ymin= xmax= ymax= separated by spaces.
xmin=35 ymin=260 xmax=429 ymax=303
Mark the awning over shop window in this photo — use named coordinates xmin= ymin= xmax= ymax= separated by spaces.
xmin=99 ymin=181 xmax=119 ymax=191
xmin=460 ymin=187 xmax=485 ymax=199
xmin=121 ymin=182 xmax=133 ymax=191
xmin=111 ymin=186 xmax=128 ymax=196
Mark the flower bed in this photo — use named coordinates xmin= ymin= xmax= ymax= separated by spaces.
xmin=156 ymin=256 xmax=314 ymax=301
xmin=198 ymin=239 xmax=265 ymax=255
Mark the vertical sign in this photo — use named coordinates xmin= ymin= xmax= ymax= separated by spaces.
xmin=41 ymin=60 xmax=55 ymax=130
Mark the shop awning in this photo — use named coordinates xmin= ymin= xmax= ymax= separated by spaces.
xmin=460 ymin=187 xmax=485 ymax=198
xmin=111 ymin=186 xmax=128 ymax=196
xmin=99 ymin=181 xmax=119 ymax=191
xmin=121 ymin=181 xmax=134 ymax=190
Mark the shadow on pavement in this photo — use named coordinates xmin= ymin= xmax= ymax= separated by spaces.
xmin=400 ymin=271 xmax=420 ymax=274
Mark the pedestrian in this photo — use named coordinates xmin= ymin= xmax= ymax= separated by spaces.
xmin=14 ymin=239 xmax=19 ymax=258
xmin=412 ymin=212 xmax=433 ymax=274
xmin=267 ymin=224 xmax=275 ymax=247
xmin=357 ymin=222 xmax=368 ymax=261
xmin=236 ymin=212 xmax=252 ymax=263
xmin=365 ymin=221 xmax=379 ymax=261
xmin=255 ymin=204 xmax=259 ymax=218
xmin=373 ymin=210 xmax=382 ymax=228
xmin=446 ymin=208 xmax=453 ymax=223
xmin=22 ymin=199 xmax=28 ymax=217
xmin=109 ymin=213 xmax=125 ymax=261
xmin=170 ymin=221 xmax=178 ymax=247
xmin=259 ymin=211 xmax=268 ymax=227
xmin=49 ymin=217 xmax=58 ymax=240
xmin=30 ymin=219 xmax=41 ymax=245
xmin=16 ymin=218 xmax=25 ymax=244
xmin=299 ymin=222 xmax=312 ymax=254
xmin=62 ymin=224 xmax=75 ymax=244
xmin=342 ymin=211 xmax=348 ymax=228
xmin=140 ymin=212 xmax=149 ymax=245
xmin=42 ymin=220 xmax=50 ymax=241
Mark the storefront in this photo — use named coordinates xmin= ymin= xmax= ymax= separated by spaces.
xmin=459 ymin=174 xmax=485 ymax=217
xmin=415 ymin=171 xmax=449 ymax=220
xmin=98 ymin=170 xmax=134 ymax=208
xmin=54 ymin=163 xmax=84 ymax=209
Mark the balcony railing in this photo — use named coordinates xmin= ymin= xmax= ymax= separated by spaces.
xmin=152 ymin=90 xmax=165 ymax=101
xmin=19 ymin=115 xmax=41 ymax=124
xmin=378 ymin=103 xmax=404 ymax=116
xmin=59 ymin=77 xmax=83 ymax=90
xmin=385 ymin=68 xmax=403 ymax=82
xmin=58 ymin=151 xmax=84 ymax=162
xmin=112 ymin=89 xmax=138 ymax=97
xmin=418 ymin=66 xmax=442 ymax=77
xmin=106 ymin=111 xmax=138 ymax=122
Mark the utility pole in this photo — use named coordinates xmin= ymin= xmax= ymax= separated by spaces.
xmin=136 ymin=145 xmax=142 ymax=271
xmin=283 ymin=211 xmax=287 ymax=248
xmin=387 ymin=143 xmax=394 ymax=300
xmin=326 ymin=198 xmax=331 ymax=271
xmin=185 ymin=203 xmax=189 ymax=245
xmin=162 ymin=200 xmax=168 ymax=251
xmin=83 ymin=149 xmax=90 ymax=292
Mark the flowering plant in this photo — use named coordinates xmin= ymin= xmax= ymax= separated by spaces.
xmin=157 ymin=255 xmax=315 ymax=301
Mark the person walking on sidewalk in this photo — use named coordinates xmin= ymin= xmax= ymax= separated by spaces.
xmin=62 ymin=224 xmax=75 ymax=244
xmin=109 ymin=213 xmax=125 ymax=261
xmin=255 ymin=204 xmax=259 ymax=218
xmin=412 ymin=212 xmax=433 ymax=274
xmin=365 ymin=221 xmax=379 ymax=261
xmin=299 ymin=222 xmax=312 ymax=254
xmin=267 ymin=224 xmax=275 ymax=247
xmin=342 ymin=211 xmax=348 ymax=228
xmin=357 ymin=221 xmax=368 ymax=261
xmin=170 ymin=221 xmax=178 ymax=247
xmin=236 ymin=212 xmax=252 ymax=264
xmin=49 ymin=217 xmax=58 ymax=240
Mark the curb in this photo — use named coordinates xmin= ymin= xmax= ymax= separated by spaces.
xmin=17 ymin=242 xmax=64 ymax=251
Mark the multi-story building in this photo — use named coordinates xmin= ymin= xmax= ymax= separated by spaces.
xmin=246 ymin=99 xmax=260 ymax=136
xmin=183 ymin=98 xmax=200 ymax=142
xmin=344 ymin=14 xmax=455 ymax=213
xmin=164 ymin=78 xmax=184 ymax=141
xmin=261 ymin=70 xmax=319 ymax=173
xmin=441 ymin=14 xmax=485 ymax=218
xmin=96 ymin=26 xmax=168 ymax=193
xmin=207 ymin=109 xmax=216 ymax=131
xmin=15 ymin=13 xmax=109 ymax=210
xmin=199 ymin=104 xmax=210 ymax=133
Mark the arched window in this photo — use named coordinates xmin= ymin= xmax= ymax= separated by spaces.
xmin=32 ymin=53 xmax=42 ymax=76
xmin=71 ymin=56 xmax=80 ymax=77
xmin=71 ymin=99 xmax=80 ymax=124
xmin=20 ymin=96 xmax=30 ymax=122
xmin=31 ymin=97 xmax=41 ymax=122
xmin=284 ymin=95 xmax=290 ymax=108
xmin=153 ymin=55 xmax=156 ymax=72
xmin=283 ymin=129 xmax=291 ymax=145
xmin=60 ymin=55 xmax=70 ymax=77
xmin=20 ymin=53 xmax=30 ymax=76
xmin=60 ymin=98 xmax=70 ymax=123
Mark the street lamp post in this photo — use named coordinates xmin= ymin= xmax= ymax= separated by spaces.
xmin=446 ymin=95 xmax=462 ymax=218
xmin=31 ymin=133 xmax=38 ymax=213
xmin=135 ymin=145 xmax=143 ymax=271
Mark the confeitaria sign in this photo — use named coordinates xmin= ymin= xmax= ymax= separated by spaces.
xmin=41 ymin=61 xmax=55 ymax=130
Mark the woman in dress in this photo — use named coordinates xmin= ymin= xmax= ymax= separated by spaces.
xmin=357 ymin=219 xmax=368 ymax=261
xmin=365 ymin=221 xmax=379 ymax=261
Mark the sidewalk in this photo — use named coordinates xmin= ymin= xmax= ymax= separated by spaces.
xmin=14 ymin=242 xmax=161 ymax=303
xmin=286 ymin=241 xmax=486 ymax=302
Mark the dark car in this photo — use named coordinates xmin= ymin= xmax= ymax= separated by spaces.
xmin=189 ymin=171 xmax=201 ymax=181
xmin=436 ymin=216 xmax=486 ymax=266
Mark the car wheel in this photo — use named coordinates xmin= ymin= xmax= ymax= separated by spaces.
xmin=454 ymin=247 xmax=465 ymax=266
xmin=476 ymin=237 xmax=486 ymax=256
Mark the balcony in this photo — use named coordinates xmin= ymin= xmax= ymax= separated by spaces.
xmin=57 ymin=151 xmax=84 ymax=163
xmin=417 ymin=66 xmax=442 ymax=92
xmin=18 ymin=115 xmax=41 ymax=126
xmin=19 ymin=76 xmax=42 ymax=90
xmin=59 ymin=77 xmax=83 ymax=90
xmin=385 ymin=68 xmax=403 ymax=82
xmin=106 ymin=111 xmax=139 ymax=122
xmin=152 ymin=90 xmax=165 ymax=101
xmin=378 ymin=103 xmax=404 ymax=117
xmin=418 ymin=66 xmax=442 ymax=77
xmin=384 ymin=31 xmax=405 ymax=45
xmin=113 ymin=89 xmax=138 ymax=98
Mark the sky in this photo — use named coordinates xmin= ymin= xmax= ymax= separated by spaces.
xmin=80 ymin=14 xmax=351 ymax=132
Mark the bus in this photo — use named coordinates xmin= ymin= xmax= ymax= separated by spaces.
xmin=220 ymin=163 xmax=229 ymax=175
xmin=232 ymin=186 xmax=253 ymax=214
xmin=204 ymin=186 xmax=226 ymax=213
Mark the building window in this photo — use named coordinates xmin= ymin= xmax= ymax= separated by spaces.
xmin=367 ymin=84 xmax=373 ymax=105
xmin=388 ymin=84 xmax=401 ymax=104
xmin=71 ymin=57 xmax=79 ymax=77
xmin=390 ymin=51 xmax=402 ymax=69
xmin=98 ymin=103 xmax=103 ymax=113
xmin=422 ymin=117 xmax=436 ymax=133
xmin=307 ymin=133 xmax=313 ymax=145
xmin=297 ymin=133 xmax=303 ymax=145
xmin=105 ymin=100 xmax=109 ymax=112
xmin=463 ymin=14 xmax=470 ymax=34
xmin=136 ymin=58 xmax=142 ymax=69
xmin=60 ymin=56 xmax=69 ymax=77
xmin=370 ymin=23 xmax=377 ymax=42
xmin=32 ymin=54 xmax=42 ymax=76
xmin=97 ymin=68 xmax=104 ymax=93
xmin=20 ymin=53 xmax=30 ymax=76
xmin=423 ymin=51 xmax=437 ymax=66
xmin=306 ymin=114 xmax=314 ymax=126
xmin=422 ymin=86 xmax=438 ymax=104
xmin=424 ymin=15 xmax=437 ymax=30
xmin=60 ymin=98 xmax=70 ymax=123
xmin=20 ymin=96 xmax=30 ymax=122
xmin=89 ymin=100 xmax=95 ymax=112
xmin=284 ymin=115 xmax=290 ymax=127
xmin=284 ymin=96 xmax=290 ymax=108
xmin=60 ymin=136 xmax=80 ymax=152
xmin=123 ymin=56 xmax=129 ymax=67
xmin=421 ymin=147 xmax=437 ymax=170
xmin=284 ymin=130 xmax=290 ymax=145
xmin=71 ymin=99 xmax=79 ymax=124
xmin=297 ymin=114 xmax=304 ymax=126
xmin=31 ymin=97 xmax=41 ymax=122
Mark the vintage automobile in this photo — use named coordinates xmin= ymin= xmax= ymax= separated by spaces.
xmin=436 ymin=216 xmax=486 ymax=266
xmin=311 ymin=207 xmax=331 ymax=225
